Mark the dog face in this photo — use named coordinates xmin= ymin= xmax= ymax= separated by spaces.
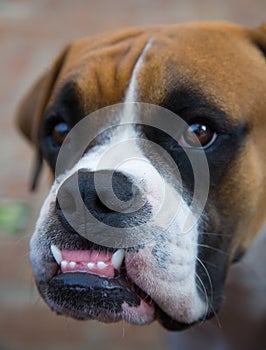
xmin=17 ymin=22 xmax=266 ymax=330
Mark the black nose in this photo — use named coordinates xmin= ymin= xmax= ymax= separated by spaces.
xmin=56 ymin=169 xmax=151 ymax=230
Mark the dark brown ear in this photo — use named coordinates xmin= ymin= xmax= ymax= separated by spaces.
xmin=16 ymin=45 xmax=69 ymax=190
xmin=16 ymin=45 xmax=69 ymax=143
xmin=250 ymin=23 xmax=266 ymax=58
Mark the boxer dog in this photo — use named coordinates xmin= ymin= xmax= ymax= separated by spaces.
xmin=17 ymin=22 xmax=266 ymax=331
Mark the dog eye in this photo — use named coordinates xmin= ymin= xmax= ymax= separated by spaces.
xmin=52 ymin=122 xmax=69 ymax=146
xmin=178 ymin=123 xmax=217 ymax=148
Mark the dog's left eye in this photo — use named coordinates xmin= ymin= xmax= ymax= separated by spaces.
xmin=178 ymin=122 xmax=217 ymax=148
xmin=52 ymin=122 xmax=70 ymax=147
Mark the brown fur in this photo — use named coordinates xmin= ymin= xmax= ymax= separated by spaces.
xmin=17 ymin=22 xmax=266 ymax=256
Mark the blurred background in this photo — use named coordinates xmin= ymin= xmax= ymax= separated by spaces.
xmin=0 ymin=0 xmax=265 ymax=349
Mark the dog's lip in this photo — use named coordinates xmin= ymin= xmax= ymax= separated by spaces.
xmin=46 ymin=244 xmax=155 ymax=322
xmin=34 ymin=244 xmax=197 ymax=329
xmin=49 ymin=244 xmax=150 ymax=301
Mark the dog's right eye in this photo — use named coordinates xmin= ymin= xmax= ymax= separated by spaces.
xmin=51 ymin=122 xmax=70 ymax=147
xmin=178 ymin=122 xmax=217 ymax=149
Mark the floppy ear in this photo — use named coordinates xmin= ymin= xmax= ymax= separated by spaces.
xmin=251 ymin=23 xmax=266 ymax=57
xmin=17 ymin=45 xmax=69 ymax=143
xmin=16 ymin=45 xmax=70 ymax=190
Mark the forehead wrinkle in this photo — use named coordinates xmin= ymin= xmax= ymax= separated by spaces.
xmin=58 ymin=33 xmax=152 ymax=114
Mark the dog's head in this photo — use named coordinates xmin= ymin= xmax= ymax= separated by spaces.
xmin=17 ymin=22 xmax=266 ymax=330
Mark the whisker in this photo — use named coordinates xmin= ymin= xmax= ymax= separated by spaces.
xmin=196 ymin=257 xmax=214 ymax=305
xmin=14 ymin=233 xmax=32 ymax=244
xmin=197 ymin=259 xmax=221 ymax=270
xmin=196 ymin=258 xmax=223 ymax=326
xmin=197 ymin=244 xmax=230 ymax=256
xmin=196 ymin=258 xmax=223 ymax=329
xmin=211 ymin=305 xmax=223 ymax=329
xmin=200 ymin=231 xmax=232 ymax=238
xmin=195 ymin=272 xmax=209 ymax=322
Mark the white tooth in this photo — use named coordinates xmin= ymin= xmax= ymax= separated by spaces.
xmin=97 ymin=261 xmax=108 ymax=269
xmin=51 ymin=244 xmax=62 ymax=265
xmin=111 ymin=249 xmax=125 ymax=270
xmin=61 ymin=260 xmax=68 ymax=268
xmin=87 ymin=262 xmax=95 ymax=269
xmin=69 ymin=261 xmax=76 ymax=268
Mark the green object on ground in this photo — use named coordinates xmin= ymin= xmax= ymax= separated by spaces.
xmin=0 ymin=201 xmax=29 ymax=235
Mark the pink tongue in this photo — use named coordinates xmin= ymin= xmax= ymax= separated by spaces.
xmin=61 ymin=249 xmax=113 ymax=263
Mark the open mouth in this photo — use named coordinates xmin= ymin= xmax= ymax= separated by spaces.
xmin=51 ymin=245 xmax=125 ymax=278
xmin=32 ymin=230 xmax=200 ymax=330
xmin=42 ymin=243 xmax=155 ymax=324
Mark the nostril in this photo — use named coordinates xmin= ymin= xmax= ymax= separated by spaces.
xmin=56 ymin=188 xmax=77 ymax=216
xmin=94 ymin=195 xmax=114 ymax=214
xmin=112 ymin=172 xmax=133 ymax=203
xmin=55 ymin=169 xmax=151 ymax=231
